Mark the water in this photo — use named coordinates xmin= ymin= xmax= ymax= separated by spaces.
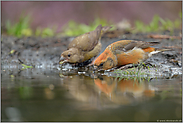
xmin=1 ymin=68 xmax=182 ymax=122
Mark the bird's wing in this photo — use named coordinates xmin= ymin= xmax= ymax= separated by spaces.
xmin=108 ymin=40 xmax=160 ymax=54
xmin=68 ymin=25 xmax=111 ymax=51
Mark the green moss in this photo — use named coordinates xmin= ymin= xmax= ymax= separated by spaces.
xmin=113 ymin=63 xmax=152 ymax=82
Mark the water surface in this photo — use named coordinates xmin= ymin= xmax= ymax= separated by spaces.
xmin=1 ymin=68 xmax=182 ymax=122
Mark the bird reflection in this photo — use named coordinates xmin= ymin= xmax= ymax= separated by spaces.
xmin=94 ymin=76 xmax=156 ymax=105
xmin=61 ymin=74 xmax=157 ymax=110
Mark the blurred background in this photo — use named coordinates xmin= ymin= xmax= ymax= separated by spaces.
xmin=1 ymin=1 xmax=182 ymax=34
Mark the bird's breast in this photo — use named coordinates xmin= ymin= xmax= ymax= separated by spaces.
xmin=82 ymin=41 xmax=102 ymax=62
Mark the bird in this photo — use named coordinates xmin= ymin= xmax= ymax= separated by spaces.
xmin=59 ymin=25 xmax=111 ymax=65
xmin=93 ymin=40 xmax=170 ymax=70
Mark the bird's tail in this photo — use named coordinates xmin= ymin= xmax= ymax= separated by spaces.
xmin=155 ymin=48 xmax=172 ymax=52
xmin=148 ymin=48 xmax=172 ymax=57
xmin=101 ymin=26 xmax=112 ymax=35
xmin=98 ymin=26 xmax=112 ymax=40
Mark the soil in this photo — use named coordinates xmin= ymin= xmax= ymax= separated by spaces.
xmin=1 ymin=29 xmax=182 ymax=79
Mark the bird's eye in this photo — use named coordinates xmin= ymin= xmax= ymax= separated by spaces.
xmin=99 ymin=63 xmax=104 ymax=67
xmin=68 ymin=54 xmax=71 ymax=57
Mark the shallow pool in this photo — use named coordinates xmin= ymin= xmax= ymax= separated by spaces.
xmin=1 ymin=68 xmax=182 ymax=122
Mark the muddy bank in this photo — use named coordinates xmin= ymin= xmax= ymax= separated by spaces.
xmin=1 ymin=30 xmax=182 ymax=78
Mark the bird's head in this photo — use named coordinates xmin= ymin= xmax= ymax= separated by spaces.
xmin=59 ymin=48 xmax=84 ymax=64
xmin=93 ymin=49 xmax=117 ymax=70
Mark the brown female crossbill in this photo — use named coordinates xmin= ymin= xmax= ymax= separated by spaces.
xmin=59 ymin=25 xmax=111 ymax=64
xmin=94 ymin=40 xmax=170 ymax=70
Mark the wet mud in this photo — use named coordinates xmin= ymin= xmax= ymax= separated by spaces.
xmin=1 ymin=29 xmax=182 ymax=78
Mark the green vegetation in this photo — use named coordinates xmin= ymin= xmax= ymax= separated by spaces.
xmin=113 ymin=63 xmax=151 ymax=82
xmin=133 ymin=13 xmax=181 ymax=33
xmin=5 ymin=15 xmax=57 ymax=38
xmin=62 ymin=18 xmax=113 ymax=36
xmin=5 ymin=15 xmax=32 ymax=37
xmin=3 ymin=12 xmax=181 ymax=37
xmin=18 ymin=59 xmax=33 ymax=70
xmin=35 ymin=27 xmax=57 ymax=38
xmin=9 ymin=49 xmax=16 ymax=55
xmin=4 ymin=15 xmax=112 ymax=37
xmin=21 ymin=64 xmax=33 ymax=70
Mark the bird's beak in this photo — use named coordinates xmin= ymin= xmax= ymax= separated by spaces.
xmin=59 ymin=56 xmax=65 ymax=62
xmin=59 ymin=56 xmax=68 ymax=64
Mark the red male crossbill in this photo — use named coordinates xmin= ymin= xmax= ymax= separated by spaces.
xmin=59 ymin=25 xmax=111 ymax=64
xmin=94 ymin=76 xmax=156 ymax=97
xmin=94 ymin=40 xmax=170 ymax=70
